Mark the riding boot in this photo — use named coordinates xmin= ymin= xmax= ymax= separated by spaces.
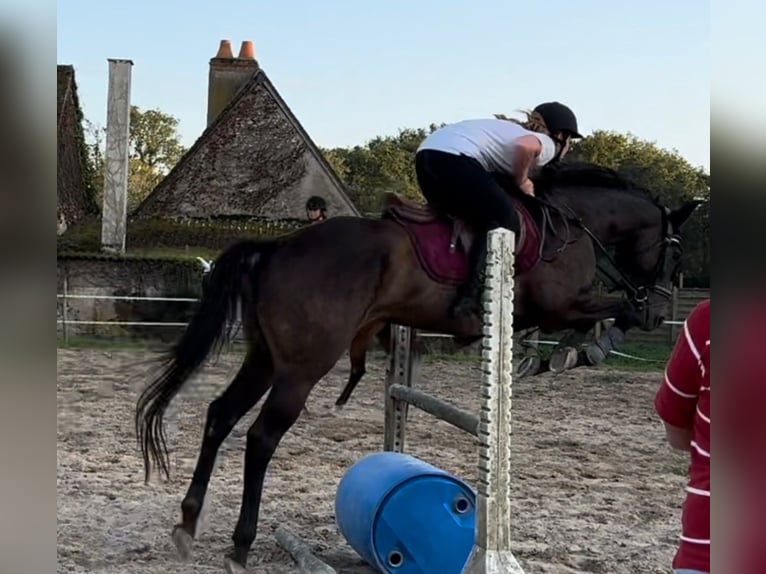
xmin=452 ymin=233 xmax=489 ymax=318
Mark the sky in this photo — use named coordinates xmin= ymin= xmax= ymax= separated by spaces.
xmin=57 ymin=0 xmax=710 ymax=170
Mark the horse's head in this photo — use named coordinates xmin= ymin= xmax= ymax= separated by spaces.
xmin=614 ymin=199 xmax=702 ymax=330
xmin=536 ymin=162 xmax=704 ymax=331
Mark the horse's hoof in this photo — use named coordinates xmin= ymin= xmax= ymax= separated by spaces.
xmin=516 ymin=355 xmax=540 ymax=378
xmin=549 ymin=347 xmax=578 ymax=373
xmin=224 ymin=557 xmax=247 ymax=574
xmin=171 ymin=525 xmax=194 ymax=562
xmin=585 ymin=343 xmax=607 ymax=366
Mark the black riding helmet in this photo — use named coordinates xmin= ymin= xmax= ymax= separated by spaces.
xmin=305 ymin=195 xmax=327 ymax=211
xmin=533 ymin=102 xmax=583 ymax=139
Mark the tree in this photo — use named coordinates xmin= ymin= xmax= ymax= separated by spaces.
xmin=83 ymin=106 xmax=187 ymax=211
xmin=127 ymin=106 xmax=186 ymax=209
xmin=82 ymin=118 xmax=106 ymax=206
xmin=569 ymin=131 xmax=709 ymax=203
xmin=321 ymin=124 xmax=442 ymax=215
xmin=128 ymin=106 xmax=186 ymax=207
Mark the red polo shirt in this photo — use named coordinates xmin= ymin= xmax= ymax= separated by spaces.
xmin=654 ymin=299 xmax=710 ymax=572
xmin=718 ymin=293 xmax=766 ymax=574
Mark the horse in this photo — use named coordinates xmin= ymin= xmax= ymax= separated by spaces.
xmin=135 ymin=161 xmax=700 ymax=572
xmin=333 ymin=166 xmax=701 ymax=407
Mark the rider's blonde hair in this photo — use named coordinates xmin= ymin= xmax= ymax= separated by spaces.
xmin=494 ymin=110 xmax=551 ymax=136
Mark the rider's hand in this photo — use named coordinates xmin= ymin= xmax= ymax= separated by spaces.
xmin=519 ymin=178 xmax=535 ymax=196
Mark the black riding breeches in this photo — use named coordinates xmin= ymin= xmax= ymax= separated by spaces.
xmin=414 ymin=149 xmax=521 ymax=236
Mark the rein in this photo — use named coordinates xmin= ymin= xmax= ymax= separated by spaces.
xmin=532 ymin=195 xmax=676 ymax=308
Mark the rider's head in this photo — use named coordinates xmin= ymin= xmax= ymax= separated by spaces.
xmin=532 ymin=102 xmax=583 ymax=160
xmin=305 ymin=195 xmax=327 ymax=222
xmin=502 ymin=102 xmax=583 ymax=162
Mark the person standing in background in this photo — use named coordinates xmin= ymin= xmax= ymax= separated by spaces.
xmin=305 ymin=196 xmax=328 ymax=222
xmin=717 ymin=291 xmax=766 ymax=574
xmin=654 ymin=299 xmax=710 ymax=574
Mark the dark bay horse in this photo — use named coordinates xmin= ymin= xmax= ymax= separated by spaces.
xmin=135 ymin=162 xmax=700 ymax=571
xmin=333 ymin=166 xmax=701 ymax=406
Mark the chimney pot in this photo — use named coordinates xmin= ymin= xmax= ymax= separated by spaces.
xmin=215 ymin=39 xmax=234 ymax=59
xmin=238 ymin=40 xmax=256 ymax=60
xmin=207 ymin=39 xmax=260 ymax=126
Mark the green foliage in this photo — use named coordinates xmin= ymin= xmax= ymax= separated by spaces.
xmin=569 ymin=131 xmax=710 ymax=286
xmin=321 ymin=124 xmax=442 ymax=215
xmin=128 ymin=106 xmax=187 ymax=208
xmin=123 ymin=218 xmax=303 ymax=253
xmin=73 ymin=113 xmax=101 ymax=215
xmin=83 ymin=105 xmax=188 ymax=212
xmin=57 ymin=247 xmax=210 ymax=268
xmin=82 ymin=119 xmax=105 ymax=208
xmin=129 ymin=107 xmax=186 ymax=169
xmin=600 ymin=342 xmax=671 ymax=372
xmin=57 ymin=215 xmax=305 ymax=258
xmin=568 ymin=131 xmax=709 ymax=202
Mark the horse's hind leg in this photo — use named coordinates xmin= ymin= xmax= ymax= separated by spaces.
xmin=226 ymin=374 xmax=315 ymax=572
xmin=335 ymin=320 xmax=388 ymax=408
xmin=172 ymin=350 xmax=272 ymax=560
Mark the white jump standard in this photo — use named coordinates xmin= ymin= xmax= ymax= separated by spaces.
xmin=383 ymin=228 xmax=525 ymax=574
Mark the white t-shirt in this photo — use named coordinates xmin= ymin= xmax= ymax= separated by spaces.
xmin=417 ymin=118 xmax=557 ymax=176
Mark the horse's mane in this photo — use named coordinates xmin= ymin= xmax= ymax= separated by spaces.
xmin=533 ymin=161 xmax=658 ymax=204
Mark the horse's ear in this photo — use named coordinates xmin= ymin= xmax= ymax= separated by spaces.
xmin=669 ymin=200 xmax=704 ymax=231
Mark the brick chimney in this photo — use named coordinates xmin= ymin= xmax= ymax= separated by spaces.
xmin=206 ymin=39 xmax=259 ymax=126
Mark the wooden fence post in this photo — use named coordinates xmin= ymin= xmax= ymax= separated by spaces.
xmin=62 ymin=275 xmax=69 ymax=343
xmin=594 ymin=283 xmax=604 ymax=339
xmin=670 ymin=286 xmax=680 ymax=344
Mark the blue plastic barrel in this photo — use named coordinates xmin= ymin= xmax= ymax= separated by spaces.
xmin=335 ymin=451 xmax=476 ymax=573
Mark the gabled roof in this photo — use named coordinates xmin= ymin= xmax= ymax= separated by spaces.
xmin=57 ymin=64 xmax=96 ymax=233
xmin=58 ymin=65 xmax=76 ymax=129
xmin=133 ymin=68 xmax=360 ymax=221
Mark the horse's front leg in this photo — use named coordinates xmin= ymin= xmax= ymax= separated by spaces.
xmin=514 ymin=328 xmax=589 ymax=376
xmin=553 ymin=296 xmax=639 ymax=371
xmin=582 ymin=306 xmax=641 ymax=366
xmin=547 ymin=325 xmax=595 ymax=373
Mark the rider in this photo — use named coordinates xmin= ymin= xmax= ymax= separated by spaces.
xmin=414 ymin=101 xmax=583 ymax=317
xmin=305 ymin=195 xmax=328 ymax=222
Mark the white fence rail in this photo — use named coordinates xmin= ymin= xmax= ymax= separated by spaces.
xmin=56 ymin=289 xmax=686 ymax=364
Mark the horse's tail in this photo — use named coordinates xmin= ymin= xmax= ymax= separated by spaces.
xmin=135 ymin=239 xmax=274 ymax=483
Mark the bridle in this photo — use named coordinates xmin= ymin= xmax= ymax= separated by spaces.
xmin=536 ymin=198 xmax=682 ymax=319
xmin=585 ymin=211 xmax=680 ymax=308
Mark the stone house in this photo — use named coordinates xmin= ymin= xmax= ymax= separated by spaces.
xmin=133 ymin=40 xmax=359 ymax=223
xmin=57 ymin=41 xmax=361 ymax=337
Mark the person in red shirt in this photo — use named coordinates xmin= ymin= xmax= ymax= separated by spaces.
xmin=655 ymin=299 xmax=710 ymax=574
xmin=717 ymin=290 xmax=766 ymax=574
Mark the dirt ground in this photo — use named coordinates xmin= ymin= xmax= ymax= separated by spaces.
xmin=57 ymin=347 xmax=690 ymax=574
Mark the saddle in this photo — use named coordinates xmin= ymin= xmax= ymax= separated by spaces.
xmin=381 ymin=192 xmax=541 ymax=286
